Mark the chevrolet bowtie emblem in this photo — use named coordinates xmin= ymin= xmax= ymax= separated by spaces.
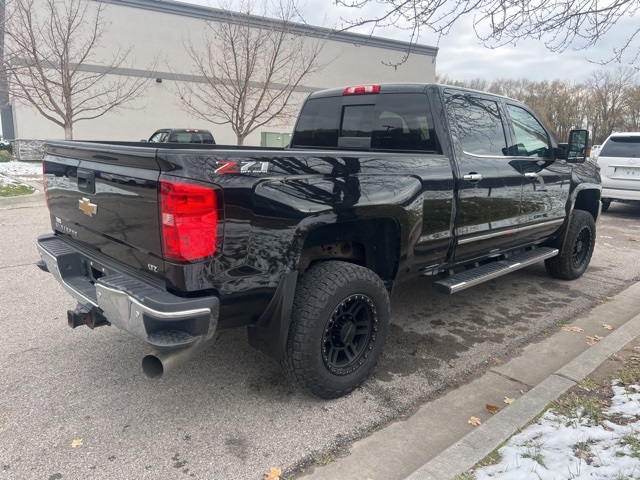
xmin=79 ymin=198 xmax=97 ymax=217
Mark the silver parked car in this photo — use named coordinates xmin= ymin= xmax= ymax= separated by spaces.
xmin=597 ymin=132 xmax=640 ymax=211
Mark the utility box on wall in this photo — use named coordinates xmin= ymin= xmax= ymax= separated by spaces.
xmin=261 ymin=132 xmax=292 ymax=148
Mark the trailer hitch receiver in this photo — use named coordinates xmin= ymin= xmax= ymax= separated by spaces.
xmin=67 ymin=303 xmax=110 ymax=330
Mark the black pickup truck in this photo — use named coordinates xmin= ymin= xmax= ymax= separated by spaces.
xmin=37 ymin=83 xmax=601 ymax=398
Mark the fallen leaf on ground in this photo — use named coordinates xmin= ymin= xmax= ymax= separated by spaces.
xmin=519 ymin=389 xmax=526 ymax=395
xmin=628 ymin=237 xmax=637 ymax=242
xmin=504 ymin=397 xmax=515 ymax=404
xmin=486 ymin=404 xmax=500 ymax=414
xmin=586 ymin=335 xmax=604 ymax=346
xmin=265 ymin=467 xmax=281 ymax=480
xmin=563 ymin=326 xmax=584 ymax=332
xmin=602 ymin=324 xmax=614 ymax=330
xmin=71 ymin=439 xmax=83 ymax=448
xmin=597 ymin=296 xmax=615 ymax=304
xmin=468 ymin=416 xmax=481 ymax=426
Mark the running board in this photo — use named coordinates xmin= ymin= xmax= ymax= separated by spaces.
xmin=432 ymin=247 xmax=559 ymax=295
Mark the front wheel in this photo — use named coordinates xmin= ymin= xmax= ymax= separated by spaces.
xmin=279 ymin=261 xmax=390 ymax=399
xmin=545 ymin=210 xmax=596 ymax=280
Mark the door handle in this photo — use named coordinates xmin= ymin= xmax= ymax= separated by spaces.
xmin=463 ymin=173 xmax=483 ymax=182
xmin=524 ymin=173 xmax=539 ymax=179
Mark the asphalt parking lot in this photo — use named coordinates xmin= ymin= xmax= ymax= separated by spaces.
xmin=1 ymin=196 xmax=640 ymax=480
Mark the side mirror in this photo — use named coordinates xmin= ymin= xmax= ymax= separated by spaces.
xmin=567 ymin=129 xmax=589 ymax=163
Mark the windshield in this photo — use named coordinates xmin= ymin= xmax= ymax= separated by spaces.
xmin=600 ymin=136 xmax=640 ymax=158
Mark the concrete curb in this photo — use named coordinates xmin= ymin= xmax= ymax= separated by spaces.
xmin=0 ymin=191 xmax=45 ymax=209
xmin=0 ymin=171 xmax=45 ymax=209
xmin=405 ymin=312 xmax=640 ymax=480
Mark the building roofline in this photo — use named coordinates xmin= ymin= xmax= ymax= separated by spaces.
xmin=102 ymin=0 xmax=439 ymax=57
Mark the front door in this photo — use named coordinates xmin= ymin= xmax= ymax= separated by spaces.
xmin=503 ymin=103 xmax=571 ymax=243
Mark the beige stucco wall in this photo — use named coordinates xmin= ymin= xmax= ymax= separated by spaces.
xmin=12 ymin=0 xmax=437 ymax=146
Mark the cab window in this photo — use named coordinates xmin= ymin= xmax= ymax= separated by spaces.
xmin=446 ymin=94 xmax=508 ymax=156
xmin=505 ymin=105 xmax=551 ymax=158
xmin=149 ymin=131 xmax=167 ymax=142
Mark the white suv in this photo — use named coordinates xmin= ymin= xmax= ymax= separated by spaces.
xmin=597 ymin=132 xmax=640 ymax=211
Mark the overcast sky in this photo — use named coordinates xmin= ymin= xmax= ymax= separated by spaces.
xmin=182 ymin=0 xmax=639 ymax=83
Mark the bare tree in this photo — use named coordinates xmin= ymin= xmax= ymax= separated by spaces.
xmin=622 ymin=84 xmax=640 ymax=131
xmin=336 ymin=0 xmax=640 ymax=66
xmin=587 ymin=67 xmax=637 ymax=142
xmin=3 ymin=0 xmax=151 ymax=139
xmin=173 ymin=0 xmax=328 ymax=146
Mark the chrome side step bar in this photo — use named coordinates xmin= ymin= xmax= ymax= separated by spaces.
xmin=432 ymin=247 xmax=559 ymax=295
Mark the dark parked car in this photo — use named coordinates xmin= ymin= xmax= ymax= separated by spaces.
xmin=145 ymin=128 xmax=215 ymax=144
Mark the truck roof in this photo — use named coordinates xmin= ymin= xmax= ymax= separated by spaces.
xmin=307 ymin=83 xmax=521 ymax=104
xmin=308 ymin=83 xmax=432 ymax=98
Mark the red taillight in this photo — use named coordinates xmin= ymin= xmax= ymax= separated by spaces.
xmin=42 ymin=162 xmax=50 ymax=210
xmin=160 ymin=179 xmax=219 ymax=262
xmin=343 ymin=84 xmax=381 ymax=95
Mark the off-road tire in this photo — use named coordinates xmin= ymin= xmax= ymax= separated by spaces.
xmin=545 ymin=210 xmax=595 ymax=280
xmin=279 ymin=261 xmax=390 ymax=399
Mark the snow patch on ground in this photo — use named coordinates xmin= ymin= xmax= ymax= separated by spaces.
xmin=474 ymin=380 xmax=640 ymax=479
xmin=0 ymin=161 xmax=43 ymax=190
xmin=0 ymin=160 xmax=43 ymax=176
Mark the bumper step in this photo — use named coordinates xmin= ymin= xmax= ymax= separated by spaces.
xmin=432 ymin=247 xmax=559 ymax=295
xmin=147 ymin=330 xmax=200 ymax=349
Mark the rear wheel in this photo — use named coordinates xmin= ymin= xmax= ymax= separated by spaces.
xmin=279 ymin=261 xmax=390 ymax=399
xmin=601 ymin=199 xmax=611 ymax=212
xmin=545 ymin=210 xmax=595 ymax=280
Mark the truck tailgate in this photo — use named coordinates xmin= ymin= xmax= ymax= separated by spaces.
xmin=44 ymin=142 xmax=164 ymax=276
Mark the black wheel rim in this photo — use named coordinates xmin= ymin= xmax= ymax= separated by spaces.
xmin=323 ymin=294 xmax=378 ymax=376
xmin=572 ymin=226 xmax=592 ymax=269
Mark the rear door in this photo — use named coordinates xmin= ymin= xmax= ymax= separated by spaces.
xmin=444 ymin=90 xmax=525 ymax=262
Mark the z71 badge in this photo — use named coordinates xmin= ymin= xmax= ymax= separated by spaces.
xmin=215 ymin=160 xmax=270 ymax=174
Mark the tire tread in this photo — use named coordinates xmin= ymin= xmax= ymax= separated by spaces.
xmin=279 ymin=261 xmax=389 ymax=399
xmin=545 ymin=210 xmax=595 ymax=280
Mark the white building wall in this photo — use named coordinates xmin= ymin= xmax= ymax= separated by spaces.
xmin=12 ymin=0 xmax=437 ymax=146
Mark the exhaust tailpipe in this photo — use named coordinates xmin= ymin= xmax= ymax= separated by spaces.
xmin=142 ymin=335 xmax=218 ymax=379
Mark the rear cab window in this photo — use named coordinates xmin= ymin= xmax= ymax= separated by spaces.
xmin=291 ymin=92 xmax=442 ymax=153
xmin=168 ymin=130 xmax=215 ymax=144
